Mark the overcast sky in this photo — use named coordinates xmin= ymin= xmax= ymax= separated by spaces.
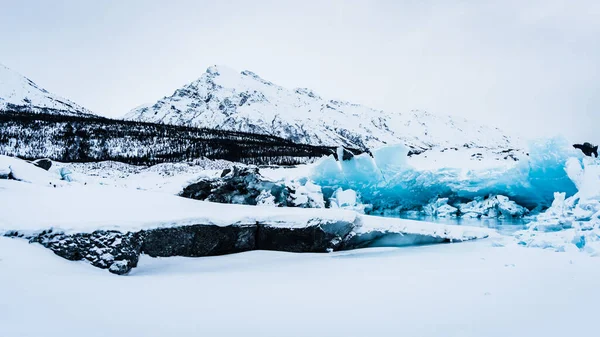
xmin=1 ymin=0 xmax=598 ymax=143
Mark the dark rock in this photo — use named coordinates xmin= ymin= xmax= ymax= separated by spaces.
xmin=220 ymin=168 xmax=232 ymax=177
xmin=256 ymin=220 xmax=354 ymax=253
xmin=573 ymin=142 xmax=598 ymax=158
xmin=141 ymin=224 xmax=257 ymax=257
xmin=340 ymin=148 xmax=355 ymax=161
xmin=29 ymin=230 xmax=143 ymax=275
xmin=31 ymin=158 xmax=52 ymax=171
xmin=333 ymin=146 xmax=363 ymax=161
xmin=180 ymin=166 xmax=291 ymax=206
xmin=407 ymin=148 xmax=426 ymax=157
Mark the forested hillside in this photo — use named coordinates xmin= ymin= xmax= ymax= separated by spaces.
xmin=0 ymin=111 xmax=353 ymax=165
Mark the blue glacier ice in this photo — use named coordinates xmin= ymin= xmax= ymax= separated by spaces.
xmin=515 ymin=156 xmax=600 ymax=254
xmin=310 ymin=137 xmax=581 ymax=213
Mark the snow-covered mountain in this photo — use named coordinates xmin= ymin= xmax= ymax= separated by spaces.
xmin=126 ymin=65 xmax=517 ymax=150
xmin=0 ymin=63 xmax=94 ymax=116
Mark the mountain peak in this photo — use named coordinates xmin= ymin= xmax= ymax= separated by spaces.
xmin=0 ymin=63 xmax=94 ymax=116
xmin=205 ymin=64 xmax=236 ymax=76
xmin=125 ymin=65 xmax=516 ymax=151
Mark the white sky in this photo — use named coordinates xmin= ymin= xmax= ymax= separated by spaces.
xmin=1 ymin=0 xmax=598 ymax=143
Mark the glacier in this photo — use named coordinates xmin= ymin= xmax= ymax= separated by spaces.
xmin=515 ymin=156 xmax=600 ymax=254
xmin=310 ymin=137 xmax=581 ymax=214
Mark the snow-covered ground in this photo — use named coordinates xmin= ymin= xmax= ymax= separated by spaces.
xmin=2 ymin=236 xmax=599 ymax=337
xmin=1 ymin=141 xmax=600 ymax=336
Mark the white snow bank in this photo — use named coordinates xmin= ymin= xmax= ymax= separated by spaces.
xmin=0 ymin=179 xmax=490 ymax=242
xmin=0 ymin=155 xmax=59 ymax=184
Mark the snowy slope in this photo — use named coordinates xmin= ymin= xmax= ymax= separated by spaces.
xmin=125 ymin=65 xmax=517 ymax=150
xmin=0 ymin=63 xmax=94 ymax=116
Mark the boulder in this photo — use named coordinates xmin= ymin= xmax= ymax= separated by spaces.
xmin=180 ymin=166 xmax=291 ymax=206
xmin=31 ymin=158 xmax=52 ymax=171
xmin=573 ymin=142 xmax=598 ymax=158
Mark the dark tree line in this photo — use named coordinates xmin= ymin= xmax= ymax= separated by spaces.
xmin=0 ymin=111 xmax=362 ymax=166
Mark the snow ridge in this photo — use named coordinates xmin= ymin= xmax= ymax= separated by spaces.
xmin=125 ymin=65 xmax=517 ymax=150
xmin=0 ymin=63 xmax=94 ymax=116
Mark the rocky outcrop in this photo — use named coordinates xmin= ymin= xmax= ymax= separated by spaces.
xmin=257 ymin=220 xmax=353 ymax=253
xmin=27 ymin=230 xmax=143 ymax=275
xmin=180 ymin=166 xmax=326 ymax=208
xmin=573 ymin=142 xmax=598 ymax=158
xmin=181 ymin=166 xmax=291 ymax=205
xmin=31 ymin=158 xmax=52 ymax=171
xmin=6 ymin=219 xmax=360 ymax=275
xmin=141 ymin=224 xmax=257 ymax=257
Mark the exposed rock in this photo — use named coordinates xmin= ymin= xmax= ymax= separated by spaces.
xmin=29 ymin=230 xmax=143 ymax=275
xmin=5 ymin=213 xmax=490 ymax=275
xmin=334 ymin=147 xmax=355 ymax=161
xmin=181 ymin=166 xmax=326 ymax=209
xmin=220 ymin=168 xmax=232 ymax=177
xmin=141 ymin=224 xmax=256 ymax=257
xmin=573 ymin=142 xmax=598 ymax=158
xmin=180 ymin=166 xmax=291 ymax=206
xmin=31 ymin=158 xmax=52 ymax=171
xmin=257 ymin=220 xmax=354 ymax=253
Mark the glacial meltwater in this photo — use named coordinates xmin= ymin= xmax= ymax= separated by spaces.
xmin=393 ymin=214 xmax=530 ymax=235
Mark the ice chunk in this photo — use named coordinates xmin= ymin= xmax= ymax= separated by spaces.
xmin=329 ymin=188 xmax=366 ymax=213
xmin=459 ymin=195 xmax=528 ymax=218
xmin=289 ymin=180 xmax=325 ymax=208
xmin=423 ymin=198 xmax=458 ymax=217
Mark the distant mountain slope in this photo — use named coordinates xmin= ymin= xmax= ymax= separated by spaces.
xmin=125 ymin=65 xmax=516 ymax=150
xmin=0 ymin=63 xmax=94 ymax=116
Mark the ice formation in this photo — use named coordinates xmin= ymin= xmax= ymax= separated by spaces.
xmin=458 ymin=195 xmax=528 ymax=218
xmin=423 ymin=198 xmax=459 ymax=217
xmin=421 ymin=195 xmax=528 ymax=218
xmin=310 ymin=137 xmax=581 ymax=213
xmin=329 ymin=188 xmax=366 ymax=213
xmin=516 ymin=157 xmax=600 ymax=254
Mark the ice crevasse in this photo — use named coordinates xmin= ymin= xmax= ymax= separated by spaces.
xmin=309 ymin=137 xmax=581 ymax=213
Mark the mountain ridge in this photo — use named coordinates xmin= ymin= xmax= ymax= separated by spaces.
xmin=125 ymin=65 xmax=518 ymax=151
xmin=0 ymin=63 xmax=95 ymax=116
